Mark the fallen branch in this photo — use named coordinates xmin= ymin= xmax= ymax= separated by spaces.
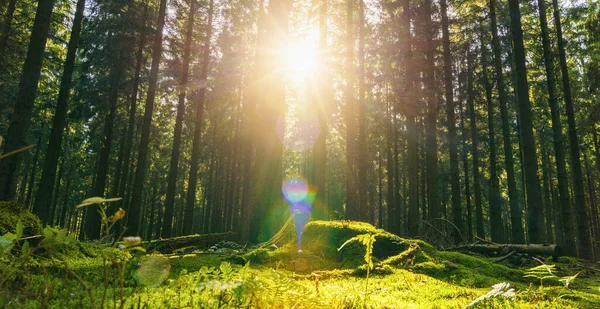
xmin=493 ymin=250 xmax=517 ymax=263
xmin=145 ymin=232 xmax=234 ymax=254
xmin=450 ymin=244 xmax=562 ymax=260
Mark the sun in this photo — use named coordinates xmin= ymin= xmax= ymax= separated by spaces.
xmin=284 ymin=39 xmax=319 ymax=83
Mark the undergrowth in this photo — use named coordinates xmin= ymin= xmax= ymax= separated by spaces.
xmin=1 ymin=217 xmax=599 ymax=308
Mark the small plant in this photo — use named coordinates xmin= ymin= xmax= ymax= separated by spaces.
xmin=76 ymin=196 xmax=145 ymax=308
xmin=338 ymin=232 xmax=376 ymax=299
xmin=559 ymin=272 xmax=579 ymax=289
xmin=524 ymin=263 xmax=557 ymax=287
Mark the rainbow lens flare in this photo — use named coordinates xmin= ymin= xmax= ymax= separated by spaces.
xmin=282 ymin=177 xmax=309 ymax=204
xmin=282 ymin=176 xmax=318 ymax=252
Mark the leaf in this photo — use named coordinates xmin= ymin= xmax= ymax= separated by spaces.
xmin=76 ymin=197 xmax=122 ymax=208
xmin=107 ymin=208 xmax=126 ymax=222
xmin=128 ymin=246 xmax=146 ymax=253
xmin=337 ymin=236 xmax=361 ymax=251
xmin=15 ymin=221 xmax=23 ymax=239
xmin=220 ymin=262 xmax=233 ymax=275
xmin=21 ymin=241 xmax=30 ymax=258
xmin=0 ymin=236 xmax=14 ymax=248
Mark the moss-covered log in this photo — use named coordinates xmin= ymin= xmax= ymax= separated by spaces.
xmin=145 ymin=232 xmax=234 ymax=254
xmin=451 ymin=243 xmax=562 ymax=259
xmin=0 ymin=201 xmax=42 ymax=236
xmin=299 ymin=220 xmax=409 ymax=266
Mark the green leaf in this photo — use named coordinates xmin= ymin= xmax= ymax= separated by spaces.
xmin=0 ymin=236 xmax=14 ymax=248
xmin=21 ymin=241 xmax=30 ymax=258
xmin=15 ymin=221 xmax=23 ymax=239
xmin=128 ymin=246 xmax=146 ymax=253
xmin=220 ymin=262 xmax=233 ymax=275
xmin=76 ymin=197 xmax=122 ymax=208
xmin=337 ymin=236 xmax=360 ymax=251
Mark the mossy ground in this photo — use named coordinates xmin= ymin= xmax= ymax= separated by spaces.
xmin=2 ymin=220 xmax=600 ymax=308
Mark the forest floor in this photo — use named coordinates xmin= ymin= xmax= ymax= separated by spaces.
xmin=2 ymin=220 xmax=600 ymax=308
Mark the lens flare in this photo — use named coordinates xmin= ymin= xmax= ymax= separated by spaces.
xmin=282 ymin=176 xmax=319 ymax=252
xmin=291 ymin=203 xmax=311 ymax=252
xmin=282 ymin=177 xmax=309 ymax=203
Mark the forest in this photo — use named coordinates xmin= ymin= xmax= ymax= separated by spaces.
xmin=2 ymin=0 xmax=600 ymax=307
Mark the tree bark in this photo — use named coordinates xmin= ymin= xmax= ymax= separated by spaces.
xmin=480 ymin=35 xmax=496 ymax=240
xmin=536 ymin=0 xmax=576 ymax=255
xmin=0 ymin=0 xmax=17 ymax=65
xmin=401 ymin=0 xmax=418 ymax=237
xmin=507 ymin=0 xmax=544 ymax=244
xmin=0 ymin=0 xmax=56 ymax=201
xmin=117 ymin=2 xmax=149 ymax=211
xmin=344 ymin=0 xmax=357 ymax=220
xmin=163 ymin=0 xmax=197 ymax=238
xmin=357 ymin=0 xmax=368 ymax=222
xmin=489 ymin=0 xmax=524 ymax=244
xmin=441 ymin=0 xmax=462 ymax=239
xmin=552 ymin=0 xmax=592 ymax=260
xmin=33 ymin=0 xmax=86 ymax=224
xmin=127 ymin=0 xmax=169 ymax=236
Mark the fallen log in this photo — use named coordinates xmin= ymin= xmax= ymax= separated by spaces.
xmin=145 ymin=232 xmax=235 ymax=254
xmin=450 ymin=244 xmax=562 ymax=260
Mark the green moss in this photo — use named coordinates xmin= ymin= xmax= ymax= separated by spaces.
xmin=299 ymin=220 xmax=408 ymax=267
xmin=0 ymin=201 xmax=42 ymax=236
xmin=243 ymin=248 xmax=270 ymax=264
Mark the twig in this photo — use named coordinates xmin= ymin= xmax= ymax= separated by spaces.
xmin=67 ymin=268 xmax=96 ymax=309
xmin=493 ymin=250 xmax=517 ymax=263
xmin=475 ymin=236 xmax=499 ymax=245
xmin=575 ymin=263 xmax=600 ymax=273
xmin=0 ymin=144 xmax=35 ymax=160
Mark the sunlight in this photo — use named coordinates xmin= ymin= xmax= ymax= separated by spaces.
xmin=284 ymin=39 xmax=318 ymax=82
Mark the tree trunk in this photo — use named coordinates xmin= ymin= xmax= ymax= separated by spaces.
xmin=239 ymin=0 xmax=264 ymax=243
xmin=535 ymin=0 xmax=575 ymax=255
xmin=117 ymin=2 xmax=149 ymax=211
xmin=183 ymin=0 xmax=214 ymax=236
xmin=489 ymin=0 xmax=524 ymax=243
xmin=24 ymin=137 xmax=42 ymax=208
xmin=126 ymin=0 xmax=169 ymax=236
xmin=552 ymin=0 xmax=592 ymax=260
xmin=357 ymin=0 xmax=368 ymax=222
xmin=0 ymin=0 xmax=55 ymax=201
xmin=461 ymin=53 xmax=475 ymax=243
xmin=480 ymin=35 xmax=496 ymax=240
xmin=163 ymin=0 xmax=197 ymax=238
xmin=33 ymin=0 xmax=86 ymax=224
xmin=386 ymin=99 xmax=395 ymax=232
xmin=441 ymin=0 xmax=462 ymax=239
xmin=507 ymin=0 xmax=544 ymax=244
xmin=423 ymin=0 xmax=439 ymax=221
xmin=344 ymin=0 xmax=357 ymax=220
xmin=312 ymin=0 xmax=329 ymax=221
xmin=401 ymin=0 xmax=418 ymax=237
xmin=0 ymin=0 xmax=17 ymax=65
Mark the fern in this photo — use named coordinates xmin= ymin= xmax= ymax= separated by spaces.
xmin=338 ymin=232 xmax=377 ymax=301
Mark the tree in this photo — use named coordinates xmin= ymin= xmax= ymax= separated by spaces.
xmin=480 ymin=31 xmax=497 ymax=241
xmin=423 ymin=0 xmax=439 ymax=221
xmin=507 ymin=0 xmax=544 ymax=243
xmin=163 ymin=0 xmax=197 ymax=238
xmin=0 ymin=0 xmax=56 ymax=201
xmin=488 ymin=0 xmax=524 ymax=243
xmin=345 ymin=0 xmax=357 ymax=221
xmin=552 ymin=0 xmax=592 ymax=259
xmin=127 ymin=0 xmax=169 ymax=236
xmin=535 ymin=0 xmax=575 ymax=254
xmin=357 ymin=0 xmax=368 ymax=221
xmin=441 ymin=0 xmax=462 ymax=238
xmin=33 ymin=0 xmax=86 ymax=224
